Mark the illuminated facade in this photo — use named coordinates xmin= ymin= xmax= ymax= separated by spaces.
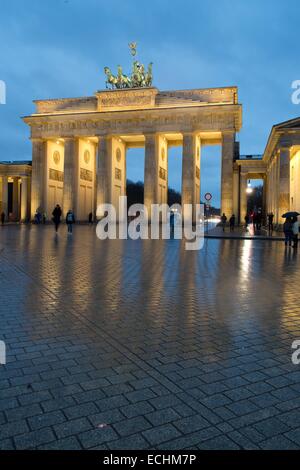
xmin=0 ymin=162 xmax=31 ymax=222
xmin=22 ymin=86 xmax=242 ymax=222
xmin=263 ymin=117 xmax=300 ymax=222
xmin=237 ymin=117 xmax=300 ymax=224
xmin=0 ymin=88 xmax=299 ymax=225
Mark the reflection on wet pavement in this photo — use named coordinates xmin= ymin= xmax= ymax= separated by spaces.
xmin=0 ymin=225 xmax=300 ymax=450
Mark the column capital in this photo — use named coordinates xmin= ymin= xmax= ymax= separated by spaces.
xmin=222 ymin=130 xmax=235 ymax=141
xmin=278 ymin=134 xmax=294 ymax=148
xmin=63 ymin=136 xmax=78 ymax=143
xmin=144 ymin=132 xmax=158 ymax=140
xmin=279 ymin=147 xmax=291 ymax=164
xmin=95 ymin=133 xmax=113 ymax=140
xmin=181 ymin=131 xmax=194 ymax=137
xmin=222 ymin=129 xmax=235 ymax=134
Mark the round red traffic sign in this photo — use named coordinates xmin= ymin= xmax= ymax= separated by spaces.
xmin=204 ymin=192 xmax=212 ymax=202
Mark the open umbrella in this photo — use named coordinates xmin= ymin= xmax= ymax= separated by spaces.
xmin=282 ymin=212 xmax=300 ymax=218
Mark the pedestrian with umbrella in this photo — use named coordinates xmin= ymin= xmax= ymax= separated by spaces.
xmin=282 ymin=212 xmax=300 ymax=247
xmin=292 ymin=217 xmax=299 ymax=249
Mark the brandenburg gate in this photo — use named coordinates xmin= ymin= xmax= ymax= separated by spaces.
xmin=17 ymin=45 xmax=300 ymax=225
xmin=22 ymin=85 xmax=242 ymax=221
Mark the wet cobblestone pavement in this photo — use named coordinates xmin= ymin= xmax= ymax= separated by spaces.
xmin=1 ymin=225 xmax=300 ymax=450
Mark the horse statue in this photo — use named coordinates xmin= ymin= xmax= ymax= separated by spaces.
xmin=117 ymin=65 xmax=131 ymax=89
xmin=145 ymin=63 xmax=153 ymax=87
xmin=131 ymin=61 xmax=142 ymax=88
xmin=104 ymin=67 xmax=117 ymax=89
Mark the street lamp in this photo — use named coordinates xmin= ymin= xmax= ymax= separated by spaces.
xmin=246 ymin=180 xmax=253 ymax=194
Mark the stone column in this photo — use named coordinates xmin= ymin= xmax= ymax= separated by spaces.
xmin=278 ymin=147 xmax=290 ymax=223
xmin=221 ymin=131 xmax=235 ymax=217
xmin=262 ymin=174 xmax=267 ymax=221
xmin=232 ymin=167 xmax=239 ymax=221
xmin=195 ymin=139 xmax=201 ymax=207
xmin=144 ymin=133 xmax=159 ymax=219
xmin=31 ymin=138 xmax=47 ymax=219
xmin=93 ymin=142 xmax=98 ymax=220
xmin=157 ymin=136 xmax=168 ymax=206
xmin=63 ymin=138 xmax=79 ymax=217
xmin=265 ymin=170 xmax=269 ymax=215
xmin=96 ymin=136 xmax=113 ymax=213
xmin=181 ymin=133 xmax=199 ymax=222
xmin=20 ymin=176 xmax=29 ymax=222
xmin=1 ymin=176 xmax=8 ymax=219
xmin=269 ymin=159 xmax=277 ymax=215
xmin=275 ymin=153 xmax=280 ymax=223
xmin=12 ymin=177 xmax=19 ymax=221
xmin=239 ymin=173 xmax=248 ymax=223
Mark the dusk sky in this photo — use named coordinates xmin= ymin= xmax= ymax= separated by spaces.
xmin=0 ymin=0 xmax=299 ymax=206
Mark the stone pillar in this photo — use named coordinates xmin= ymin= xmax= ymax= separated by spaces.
xmin=278 ymin=148 xmax=290 ymax=223
xmin=20 ymin=176 xmax=29 ymax=222
xmin=31 ymin=138 xmax=47 ymax=219
xmin=181 ymin=133 xmax=200 ymax=222
xmin=239 ymin=173 xmax=248 ymax=223
xmin=12 ymin=177 xmax=19 ymax=221
xmin=63 ymin=138 xmax=79 ymax=217
xmin=269 ymin=158 xmax=277 ymax=216
xmin=144 ymin=133 xmax=159 ymax=219
xmin=232 ymin=167 xmax=239 ymax=222
xmin=195 ymin=138 xmax=201 ymax=208
xmin=262 ymin=174 xmax=267 ymax=221
xmin=265 ymin=170 xmax=269 ymax=215
xmin=93 ymin=142 xmax=98 ymax=220
xmin=96 ymin=136 xmax=113 ymax=213
xmin=1 ymin=176 xmax=8 ymax=219
xmin=157 ymin=135 xmax=168 ymax=207
xmin=275 ymin=153 xmax=280 ymax=223
xmin=221 ymin=131 xmax=235 ymax=217
xmin=272 ymin=161 xmax=276 ymax=216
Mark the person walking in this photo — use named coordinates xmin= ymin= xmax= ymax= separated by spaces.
xmin=229 ymin=214 xmax=235 ymax=232
xmin=34 ymin=210 xmax=42 ymax=224
xmin=221 ymin=213 xmax=227 ymax=232
xmin=52 ymin=204 xmax=62 ymax=233
xmin=66 ymin=209 xmax=75 ymax=234
xmin=244 ymin=213 xmax=250 ymax=230
xmin=292 ymin=216 xmax=299 ymax=249
xmin=256 ymin=211 xmax=262 ymax=231
xmin=267 ymin=212 xmax=274 ymax=235
xmin=1 ymin=212 xmax=5 ymax=225
xmin=253 ymin=211 xmax=257 ymax=230
xmin=88 ymin=212 xmax=93 ymax=225
xmin=170 ymin=210 xmax=175 ymax=237
xmin=283 ymin=217 xmax=293 ymax=247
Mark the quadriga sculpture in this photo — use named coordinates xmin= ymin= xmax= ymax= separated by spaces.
xmin=104 ymin=43 xmax=153 ymax=89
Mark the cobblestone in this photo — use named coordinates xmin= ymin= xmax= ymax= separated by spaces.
xmin=1 ymin=226 xmax=300 ymax=449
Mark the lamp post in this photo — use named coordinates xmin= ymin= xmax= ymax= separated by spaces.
xmin=246 ymin=180 xmax=253 ymax=194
